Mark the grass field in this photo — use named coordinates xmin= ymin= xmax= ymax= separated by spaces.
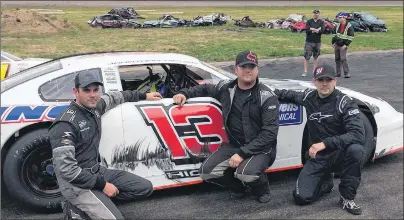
xmin=1 ymin=6 xmax=403 ymax=62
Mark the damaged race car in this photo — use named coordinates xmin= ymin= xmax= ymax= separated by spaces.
xmin=189 ymin=13 xmax=231 ymax=27
xmin=88 ymin=14 xmax=142 ymax=29
xmin=142 ymin=14 xmax=189 ymax=28
xmin=233 ymin=16 xmax=265 ymax=28
xmin=335 ymin=11 xmax=388 ymax=32
xmin=1 ymin=51 xmax=403 ymax=213
xmin=108 ymin=7 xmax=145 ymax=19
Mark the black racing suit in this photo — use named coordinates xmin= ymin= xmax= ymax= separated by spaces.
xmin=179 ymin=78 xmax=279 ymax=196
xmin=274 ymin=88 xmax=365 ymax=204
xmin=49 ymin=91 xmax=153 ymax=219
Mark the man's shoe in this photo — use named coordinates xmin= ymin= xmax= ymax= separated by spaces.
xmin=344 ymin=74 xmax=351 ymax=78
xmin=335 ymin=73 xmax=341 ymax=77
xmin=257 ymin=192 xmax=271 ymax=203
xmin=302 ymin=72 xmax=307 ymax=77
xmin=339 ymin=196 xmax=362 ymax=215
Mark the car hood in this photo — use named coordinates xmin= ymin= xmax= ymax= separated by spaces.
xmin=259 ymin=78 xmax=396 ymax=114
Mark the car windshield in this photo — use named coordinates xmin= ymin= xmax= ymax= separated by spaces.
xmin=361 ymin=12 xmax=378 ymax=21
xmin=201 ymin=61 xmax=236 ymax=79
xmin=1 ymin=60 xmax=63 ymax=93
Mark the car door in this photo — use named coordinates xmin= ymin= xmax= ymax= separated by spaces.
xmin=100 ymin=63 xmax=228 ymax=182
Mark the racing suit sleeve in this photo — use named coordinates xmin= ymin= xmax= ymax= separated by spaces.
xmin=239 ymin=95 xmax=280 ymax=158
xmin=178 ymin=80 xmax=225 ymax=100
xmin=273 ymin=88 xmax=310 ymax=106
xmin=49 ymin=122 xmax=106 ymax=190
xmin=322 ymin=97 xmax=365 ymax=151
xmin=96 ymin=90 xmax=147 ymax=115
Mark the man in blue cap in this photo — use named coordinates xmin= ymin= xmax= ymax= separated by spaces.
xmin=332 ymin=13 xmax=355 ymax=78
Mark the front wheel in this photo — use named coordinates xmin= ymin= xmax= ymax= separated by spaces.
xmin=3 ymin=128 xmax=63 ymax=213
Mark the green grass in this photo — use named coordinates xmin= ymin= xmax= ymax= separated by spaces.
xmin=1 ymin=6 xmax=403 ymax=62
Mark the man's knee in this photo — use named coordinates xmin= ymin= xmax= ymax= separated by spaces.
xmin=139 ymin=179 xmax=154 ymax=197
xmin=234 ymin=173 xmax=259 ymax=183
xmin=346 ymin=144 xmax=363 ymax=162
xmin=293 ymin=189 xmax=314 ymax=205
xmin=200 ymin=162 xmax=227 ymax=181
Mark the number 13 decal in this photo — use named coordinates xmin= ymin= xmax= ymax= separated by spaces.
xmin=138 ymin=103 xmax=228 ymax=160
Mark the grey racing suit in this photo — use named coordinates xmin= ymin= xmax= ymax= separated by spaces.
xmin=49 ymin=91 xmax=153 ymax=219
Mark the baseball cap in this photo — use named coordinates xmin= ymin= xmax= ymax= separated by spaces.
xmin=337 ymin=13 xmax=348 ymax=18
xmin=313 ymin=9 xmax=320 ymax=14
xmin=235 ymin=50 xmax=258 ymax=67
xmin=313 ymin=64 xmax=336 ymax=80
xmin=74 ymin=70 xmax=104 ymax=88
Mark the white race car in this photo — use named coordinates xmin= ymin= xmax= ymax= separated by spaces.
xmin=1 ymin=51 xmax=402 ymax=213
xmin=1 ymin=50 xmax=51 ymax=80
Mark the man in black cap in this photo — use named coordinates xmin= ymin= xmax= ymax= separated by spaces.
xmin=172 ymin=50 xmax=280 ymax=203
xmin=49 ymin=70 xmax=162 ymax=219
xmin=302 ymin=9 xmax=325 ymax=77
xmin=273 ymin=64 xmax=365 ymax=215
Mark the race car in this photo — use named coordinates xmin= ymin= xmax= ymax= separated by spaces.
xmin=1 ymin=51 xmax=402 ymax=213
xmin=1 ymin=50 xmax=50 ymax=80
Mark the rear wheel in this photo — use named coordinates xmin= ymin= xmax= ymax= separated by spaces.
xmin=3 ymin=128 xmax=63 ymax=213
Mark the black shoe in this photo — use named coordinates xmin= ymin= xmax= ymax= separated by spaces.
xmin=62 ymin=200 xmax=91 ymax=220
xmin=335 ymin=74 xmax=341 ymax=77
xmin=257 ymin=191 xmax=271 ymax=203
xmin=339 ymin=196 xmax=362 ymax=215
xmin=344 ymin=74 xmax=351 ymax=78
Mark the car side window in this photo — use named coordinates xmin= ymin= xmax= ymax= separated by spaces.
xmin=185 ymin=65 xmax=221 ymax=85
xmin=38 ymin=68 xmax=104 ymax=102
xmin=118 ymin=64 xmax=167 ymax=92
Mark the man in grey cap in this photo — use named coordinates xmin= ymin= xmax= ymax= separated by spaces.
xmin=49 ymin=70 xmax=162 ymax=219
xmin=274 ymin=64 xmax=365 ymax=215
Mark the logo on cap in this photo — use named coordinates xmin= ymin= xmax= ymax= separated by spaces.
xmin=316 ymin=67 xmax=324 ymax=75
xmin=247 ymin=51 xmax=257 ymax=63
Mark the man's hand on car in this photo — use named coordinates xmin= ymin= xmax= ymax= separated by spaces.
xmin=103 ymin=182 xmax=119 ymax=197
xmin=173 ymin=94 xmax=187 ymax=106
xmin=146 ymin=92 xmax=163 ymax=101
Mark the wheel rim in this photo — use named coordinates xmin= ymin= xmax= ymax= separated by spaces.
xmin=21 ymin=146 xmax=61 ymax=197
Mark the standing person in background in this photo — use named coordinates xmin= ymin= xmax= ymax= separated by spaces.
xmin=332 ymin=13 xmax=355 ymax=78
xmin=302 ymin=9 xmax=325 ymax=77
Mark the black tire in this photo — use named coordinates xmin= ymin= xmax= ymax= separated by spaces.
xmin=3 ymin=128 xmax=63 ymax=213
xmin=360 ymin=112 xmax=376 ymax=167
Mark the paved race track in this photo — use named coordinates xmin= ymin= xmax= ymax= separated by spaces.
xmin=1 ymin=51 xmax=403 ymax=219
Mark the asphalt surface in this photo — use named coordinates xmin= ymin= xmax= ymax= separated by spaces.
xmin=1 ymin=1 xmax=403 ymax=7
xmin=1 ymin=51 xmax=403 ymax=219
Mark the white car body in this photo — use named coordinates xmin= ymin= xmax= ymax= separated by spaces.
xmin=1 ymin=51 xmax=402 ymax=211
xmin=1 ymin=50 xmax=51 ymax=79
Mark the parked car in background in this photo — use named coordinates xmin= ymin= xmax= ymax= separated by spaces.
xmin=335 ymin=11 xmax=388 ymax=32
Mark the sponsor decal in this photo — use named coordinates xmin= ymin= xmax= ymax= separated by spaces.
xmin=1 ymin=105 xmax=69 ymax=124
xmin=278 ymin=102 xmax=303 ymax=126
xmin=165 ymin=169 xmax=200 ymax=179
xmin=309 ymin=112 xmax=333 ymax=122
